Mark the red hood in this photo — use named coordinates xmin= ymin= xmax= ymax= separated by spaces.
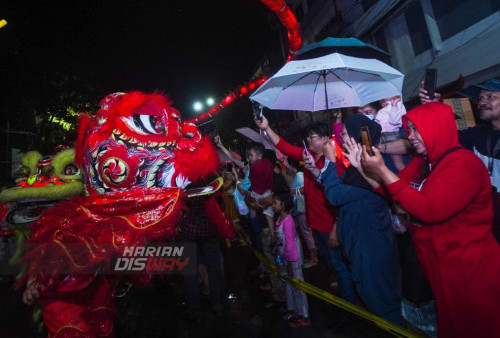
xmin=403 ymin=102 xmax=461 ymax=165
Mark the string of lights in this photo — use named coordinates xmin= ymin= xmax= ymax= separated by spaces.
xmin=185 ymin=75 xmax=268 ymax=124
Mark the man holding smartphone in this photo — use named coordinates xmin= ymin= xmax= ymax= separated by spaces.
xmin=420 ymin=77 xmax=500 ymax=190
xmin=255 ymin=115 xmax=357 ymax=304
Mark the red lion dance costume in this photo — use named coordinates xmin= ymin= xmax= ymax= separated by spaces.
xmin=20 ymin=92 xmax=232 ymax=337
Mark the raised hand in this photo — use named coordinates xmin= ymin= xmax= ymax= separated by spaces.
xmin=302 ymin=149 xmax=318 ymax=176
xmin=361 ymin=145 xmax=386 ymax=178
xmin=323 ymin=140 xmax=336 ymax=162
xmin=254 ymin=114 xmax=269 ymax=131
xmin=343 ymin=137 xmax=362 ymax=169
xmin=231 ymin=167 xmax=239 ymax=180
xmin=214 ymin=135 xmax=223 ymax=148
xmin=361 ymin=145 xmax=400 ymax=187
xmin=419 ymin=81 xmax=442 ymax=104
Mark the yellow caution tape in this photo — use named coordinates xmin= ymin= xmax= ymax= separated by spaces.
xmin=238 ymin=236 xmax=423 ymax=338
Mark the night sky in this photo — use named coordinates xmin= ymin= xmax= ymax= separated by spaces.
xmin=0 ymin=0 xmax=280 ymax=122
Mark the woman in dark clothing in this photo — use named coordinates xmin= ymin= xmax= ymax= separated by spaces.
xmin=304 ymin=114 xmax=403 ymax=325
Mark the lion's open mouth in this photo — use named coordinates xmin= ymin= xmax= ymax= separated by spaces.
xmin=111 ymin=128 xmax=179 ymax=150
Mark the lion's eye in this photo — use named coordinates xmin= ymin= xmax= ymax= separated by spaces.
xmin=124 ymin=115 xmax=166 ymax=135
xmin=64 ymin=164 xmax=80 ymax=176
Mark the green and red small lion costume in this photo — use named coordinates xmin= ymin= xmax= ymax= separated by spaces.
xmin=20 ymin=92 xmax=232 ymax=337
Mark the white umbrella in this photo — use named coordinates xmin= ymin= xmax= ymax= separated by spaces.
xmin=250 ymin=53 xmax=404 ymax=111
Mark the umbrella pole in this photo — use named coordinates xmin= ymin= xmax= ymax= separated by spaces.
xmin=322 ymin=71 xmax=329 ymax=110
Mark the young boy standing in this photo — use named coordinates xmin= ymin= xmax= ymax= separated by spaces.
xmin=246 ymin=142 xmax=285 ymax=304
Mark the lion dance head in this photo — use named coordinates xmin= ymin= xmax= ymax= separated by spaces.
xmin=76 ymin=91 xmax=219 ymax=195
xmin=22 ymin=91 xmax=221 ymax=278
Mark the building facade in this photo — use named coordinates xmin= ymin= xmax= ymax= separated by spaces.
xmin=288 ymin=0 xmax=500 ymax=99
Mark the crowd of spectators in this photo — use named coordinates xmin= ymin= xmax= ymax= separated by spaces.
xmin=5 ymin=74 xmax=498 ymax=337
xmin=208 ymin=76 xmax=500 ymax=336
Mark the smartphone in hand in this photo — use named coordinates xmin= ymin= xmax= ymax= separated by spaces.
xmin=254 ymin=105 xmax=263 ymax=121
xmin=302 ymin=139 xmax=310 ymax=157
xmin=424 ymin=68 xmax=438 ymax=100
xmin=302 ymin=139 xmax=315 ymax=166
xmin=360 ymin=126 xmax=375 ymax=156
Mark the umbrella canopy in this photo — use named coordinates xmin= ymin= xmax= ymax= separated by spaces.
xmin=235 ymin=127 xmax=274 ymax=150
xmin=292 ymin=37 xmax=391 ymax=63
xmin=249 ymin=53 xmax=404 ymax=112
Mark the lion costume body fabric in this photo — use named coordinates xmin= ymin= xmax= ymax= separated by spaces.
xmin=21 ymin=92 xmax=232 ymax=337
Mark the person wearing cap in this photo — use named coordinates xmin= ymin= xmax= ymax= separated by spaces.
xmin=419 ymin=77 xmax=500 ymax=190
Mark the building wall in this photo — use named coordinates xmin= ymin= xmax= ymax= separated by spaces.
xmin=263 ymin=0 xmax=499 ymax=139
xmin=380 ymin=0 xmax=500 ymax=99
xmin=290 ymin=0 xmax=500 ymax=100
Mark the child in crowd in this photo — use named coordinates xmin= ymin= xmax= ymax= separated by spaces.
xmin=246 ymin=142 xmax=275 ymax=233
xmin=376 ymin=95 xmax=407 ymax=172
xmin=221 ymin=169 xmax=240 ymax=228
xmin=246 ymin=143 xmax=285 ymax=303
xmin=287 ymin=158 xmax=318 ymax=268
xmin=357 ymin=102 xmax=380 ymax=121
xmin=272 ymin=193 xmax=310 ymax=328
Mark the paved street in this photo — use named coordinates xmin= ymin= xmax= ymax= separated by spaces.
xmin=0 ymin=243 xmax=399 ymax=338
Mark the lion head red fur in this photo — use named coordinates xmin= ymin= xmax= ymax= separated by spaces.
xmin=75 ymin=91 xmax=219 ymax=195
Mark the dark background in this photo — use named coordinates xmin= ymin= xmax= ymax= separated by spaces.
xmin=0 ymin=0 xmax=281 ymax=127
